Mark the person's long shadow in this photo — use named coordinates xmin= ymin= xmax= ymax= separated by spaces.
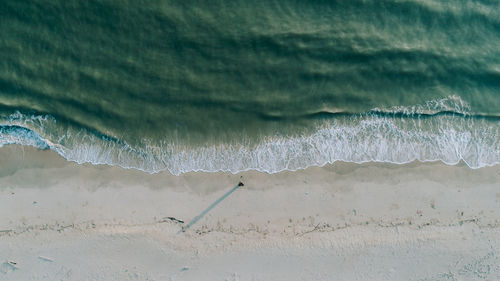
xmin=177 ymin=181 xmax=244 ymax=234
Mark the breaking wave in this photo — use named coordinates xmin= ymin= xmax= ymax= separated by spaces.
xmin=1 ymin=97 xmax=499 ymax=175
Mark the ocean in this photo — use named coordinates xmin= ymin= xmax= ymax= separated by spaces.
xmin=0 ymin=0 xmax=499 ymax=174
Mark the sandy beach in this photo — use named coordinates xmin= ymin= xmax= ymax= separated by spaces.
xmin=0 ymin=145 xmax=499 ymax=280
xmin=2 ymin=1 xmax=499 ymax=280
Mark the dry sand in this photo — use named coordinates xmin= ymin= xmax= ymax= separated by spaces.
xmin=0 ymin=145 xmax=499 ymax=280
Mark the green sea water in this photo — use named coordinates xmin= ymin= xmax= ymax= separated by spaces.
xmin=0 ymin=0 xmax=499 ymax=174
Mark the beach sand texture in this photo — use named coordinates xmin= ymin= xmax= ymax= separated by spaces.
xmin=0 ymin=145 xmax=499 ymax=280
xmin=2 ymin=1 xmax=500 ymax=280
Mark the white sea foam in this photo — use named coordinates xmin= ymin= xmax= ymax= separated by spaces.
xmin=0 ymin=126 xmax=49 ymax=149
xmin=370 ymin=95 xmax=472 ymax=115
xmin=1 ymin=96 xmax=499 ymax=175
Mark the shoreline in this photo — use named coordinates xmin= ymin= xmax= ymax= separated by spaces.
xmin=1 ymin=145 xmax=499 ymax=280
xmin=2 ymin=104 xmax=499 ymax=175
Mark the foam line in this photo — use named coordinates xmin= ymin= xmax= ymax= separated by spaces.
xmin=1 ymin=96 xmax=499 ymax=175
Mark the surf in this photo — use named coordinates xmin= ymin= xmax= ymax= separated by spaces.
xmin=1 ymin=96 xmax=498 ymax=175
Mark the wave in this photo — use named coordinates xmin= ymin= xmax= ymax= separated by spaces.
xmin=1 ymin=97 xmax=499 ymax=175
xmin=0 ymin=125 xmax=49 ymax=149
xmin=370 ymin=95 xmax=472 ymax=115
